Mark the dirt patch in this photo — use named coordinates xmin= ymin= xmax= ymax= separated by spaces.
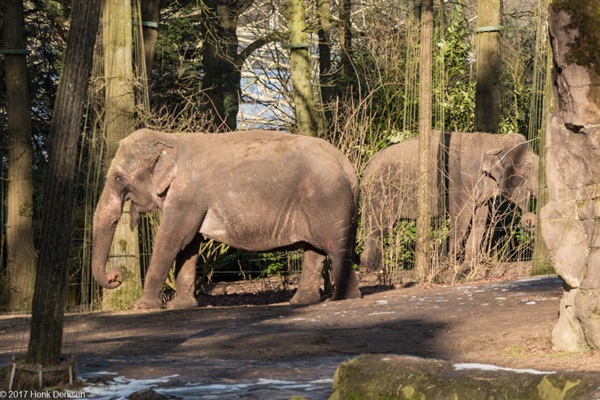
xmin=1 ymin=266 xmax=600 ymax=398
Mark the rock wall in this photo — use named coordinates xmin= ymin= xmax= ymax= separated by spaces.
xmin=540 ymin=0 xmax=600 ymax=351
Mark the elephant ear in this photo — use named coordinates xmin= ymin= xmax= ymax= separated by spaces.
xmin=151 ymin=146 xmax=177 ymax=196
xmin=481 ymin=148 xmax=505 ymax=183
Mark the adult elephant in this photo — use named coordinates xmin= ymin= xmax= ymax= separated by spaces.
xmin=92 ymin=128 xmax=362 ymax=309
xmin=360 ymin=130 xmax=538 ymax=272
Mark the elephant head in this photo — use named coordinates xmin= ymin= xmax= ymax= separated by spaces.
xmin=92 ymin=129 xmax=178 ymax=289
xmin=481 ymin=141 xmax=539 ymax=231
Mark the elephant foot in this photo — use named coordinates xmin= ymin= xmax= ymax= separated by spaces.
xmin=289 ymin=289 xmax=322 ymax=305
xmin=167 ymin=295 xmax=199 ymax=310
xmin=330 ymin=286 xmax=362 ymax=301
xmin=133 ymin=296 xmax=165 ymax=310
xmin=360 ymin=265 xmax=384 ymax=274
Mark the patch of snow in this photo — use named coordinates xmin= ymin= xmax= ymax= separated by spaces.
xmin=83 ymin=375 xmax=333 ymax=399
xmin=82 ymin=374 xmax=179 ymax=399
xmin=453 ymin=363 xmax=555 ymax=375
xmin=526 ymin=301 xmax=536 ymax=305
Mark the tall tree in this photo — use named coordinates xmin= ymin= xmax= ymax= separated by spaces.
xmin=101 ymin=0 xmax=142 ymax=310
xmin=474 ymin=0 xmax=502 ymax=132
xmin=414 ymin=0 xmax=434 ymax=281
xmin=4 ymin=0 xmax=37 ymax=311
xmin=338 ymin=0 xmax=353 ymax=88
xmin=199 ymin=0 xmax=281 ymax=132
xmin=27 ymin=0 xmax=102 ymax=366
xmin=316 ymin=0 xmax=334 ymax=129
xmin=286 ymin=0 xmax=319 ymax=136
xmin=140 ymin=0 xmax=161 ymax=74
xmin=200 ymin=0 xmax=253 ymax=131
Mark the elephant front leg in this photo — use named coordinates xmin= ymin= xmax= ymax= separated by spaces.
xmin=167 ymin=234 xmax=201 ymax=310
xmin=360 ymin=231 xmax=384 ymax=273
xmin=290 ymin=249 xmax=326 ymax=305
xmin=134 ymin=214 xmax=201 ymax=310
xmin=449 ymin=205 xmax=472 ymax=265
xmin=463 ymin=205 xmax=490 ymax=269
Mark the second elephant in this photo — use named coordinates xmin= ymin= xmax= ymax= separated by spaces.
xmin=360 ymin=130 xmax=539 ymax=272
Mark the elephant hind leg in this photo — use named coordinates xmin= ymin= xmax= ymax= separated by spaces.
xmin=290 ymin=249 xmax=326 ymax=305
xmin=330 ymin=248 xmax=362 ymax=301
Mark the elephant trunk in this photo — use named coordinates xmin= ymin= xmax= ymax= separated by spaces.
xmin=91 ymin=184 xmax=125 ymax=289
xmin=520 ymin=212 xmax=536 ymax=232
xmin=515 ymin=184 xmax=537 ymax=232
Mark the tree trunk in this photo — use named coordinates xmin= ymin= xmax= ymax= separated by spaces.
xmin=201 ymin=0 xmax=251 ymax=132
xmin=317 ymin=0 xmax=333 ymax=131
xmin=414 ymin=0 xmax=434 ymax=281
xmin=4 ymin=0 xmax=37 ymax=312
xmin=474 ymin=0 xmax=501 ymax=133
xmin=102 ymin=0 xmax=142 ymax=310
xmin=286 ymin=0 xmax=319 ymax=136
xmin=338 ymin=0 xmax=353 ymax=89
xmin=140 ymin=0 xmax=160 ymax=74
xmin=27 ymin=0 xmax=102 ymax=366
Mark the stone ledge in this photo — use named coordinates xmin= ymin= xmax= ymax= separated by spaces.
xmin=330 ymin=354 xmax=600 ymax=400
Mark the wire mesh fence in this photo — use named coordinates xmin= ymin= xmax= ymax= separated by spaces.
xmin=0 ymin=0 xmax=553 ymax=312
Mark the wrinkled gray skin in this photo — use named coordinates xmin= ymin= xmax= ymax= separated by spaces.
xmin=360 ymin=130 xmax=539 ymax=272
xmin=92 ymin=128 xmax=362 ymax=309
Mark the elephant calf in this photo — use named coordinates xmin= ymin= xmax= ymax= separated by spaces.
xmin=92 ymin=128 xmax=362 ymax=309
xmin=360 ymin=130 xmax=538 ymax=272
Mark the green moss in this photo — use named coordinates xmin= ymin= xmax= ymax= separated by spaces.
xmin=537 ymin=377 xmax=581 ymax=400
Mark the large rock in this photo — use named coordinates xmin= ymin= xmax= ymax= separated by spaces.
xmin=540 ymin=0 xmax=600 ymax=351
xmin=329 ymin=354 xmax=600 ymax=400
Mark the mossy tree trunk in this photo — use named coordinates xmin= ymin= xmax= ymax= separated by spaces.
xmin=27 ymin=0 xmax=102 ymax=366
xmin=102 ymin=0 xmax=142 ymax=310
xmin=4 ymin=0 xmax=37 ymax=312
xmin=474 ymin=0 xmax=502 ymax=133
xmin=316 ymin=0 xmax=333 ymax=131
xmin=338 ymin=0 xmax=353 ymax=90
xmin=286 ymin=0 xmax=319 ymax=136
xmin=414 ymin=0 xmax=434 ymax=281
xmin=531 ymin=5 xmax=553 ymax=275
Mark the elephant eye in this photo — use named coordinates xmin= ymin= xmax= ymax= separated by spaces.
xmin=112 ymin=173 xmax=127 ymax=192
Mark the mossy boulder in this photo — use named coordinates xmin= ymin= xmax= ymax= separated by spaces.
xmin=329 ymin=354 xmax=600 ymax=400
